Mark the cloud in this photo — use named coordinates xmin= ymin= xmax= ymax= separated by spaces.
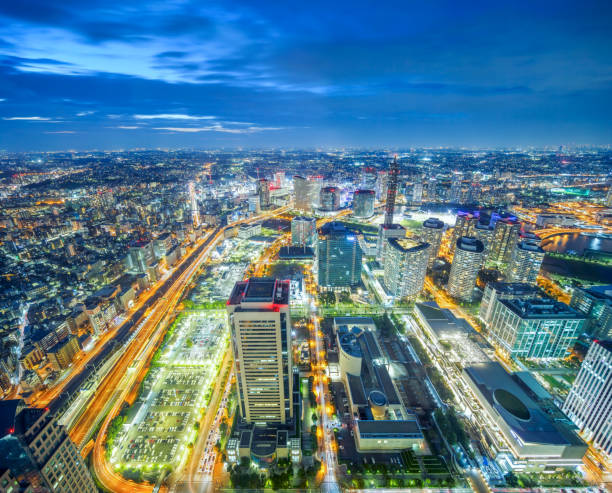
xmin=114 ymin=125 xmax=140 ymax=129
xmin=44 ymin=130 xmax=75 ymax=133
xmin=154 ymin=124 xmax=284 ymax=134
xmin=3 ymin=116 xmax=52 ymax=120
xmin=133 ymin=113 xmax=216 ymax=120
xmin=0 ymin=98 xmax=5 ymax=102
xmin=76 ymin=110 xmax=95 ymax=116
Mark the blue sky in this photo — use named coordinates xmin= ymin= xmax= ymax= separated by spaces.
xmin=0 ymin=0 xmax=610 ymax=150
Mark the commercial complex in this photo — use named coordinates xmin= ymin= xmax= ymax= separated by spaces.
xmin=317 ymin=222 xmax=363 ymax=289
xmin=570 ymin=285 xmax=612 ymax=339
xmin=352 ymin=189 xmax=375 ymax=218
xmin=486 ymin=298 xmax=585 ymax=359
xmin=421 ymin=218 xmax=444 ymax=267
xmin=463 ymin=362 xmax=587 ymax=471
xmin=0 ymin=400 xmax=96 ymax=492
xmin=507 ymin=240 xmax=545 ymax=285
xmin=333 ymin=318 xmax=424 ymax=452
xmin=447 ymin=237 xmax=485 ymax=301
xmin=383 ymin=238 xmax=430 ymax=301
xmin=563 ymin=340 xmax=612 ymax=462
xmin=290 ymin=216 xmax=317 ymax=247
xmin=227 ymin=278 xmax=293 ymax=425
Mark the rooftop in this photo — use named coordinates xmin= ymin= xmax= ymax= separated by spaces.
xmin=501 ymin=298 xmax=584 ymax=319
xmin=423 ymin=218 xmax=444 ymax=229
xmin=487 ymin=282 xmax=541 ymax=296
xmin=456 ymin=236 xmax=484 ymax=253
xmin=387 ymin=237 xmax=430 ymax=254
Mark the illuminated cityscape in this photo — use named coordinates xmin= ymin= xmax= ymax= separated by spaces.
xmin=1 ymin=1 xmax=612 ymax=492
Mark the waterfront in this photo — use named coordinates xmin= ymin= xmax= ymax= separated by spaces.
xmin=541 ymin=232 xmax=612 ymax=255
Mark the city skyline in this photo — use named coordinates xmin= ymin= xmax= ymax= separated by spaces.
xmin=1 ymin=0 xmax=612 ymax=150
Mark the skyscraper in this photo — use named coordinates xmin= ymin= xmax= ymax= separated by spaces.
xmin=570 ymin=285 xmax=612 ymax=339
xmin=291 ymin=216 xmax=317 ymax=247
xmin=472 ymin=222 xmax=495 ymax=261
xmin=317 ymin=222 xmax=363 ymax=289
xmin=421 ymin=218 xmax=444 ymax=268
xmin=383 ymin=238 xmax=430 ymax=301
xmin=293 ymin=175 xmax=314 ymax=211
xmin=449 ymin=172 xmax=462 ymax=203
xmin=0 ymin=400 xmax=96 ymax=493
xmin=319 ymin=186 xmax=341 ymax=211
xmin=563 ymin=340 xmax=612 ymax=461
xmin=227 ymin=278 xmax=293 ymax=424
xmin=352 ymin=189 xmax=375 ymax=218
xmin=507 ymin=240 xmax=545 ymax=285
xmin=450 ymin=211 xmax=479 ymax=255
xmin=384 ymin=156 xmax=399 ymax=227
xmin=257 ymin=178 xmax=271 ymax=209
xmin=489 ymin=216 xmax=521 ymax=263
xmin=448 ymin=236 xmax=485 ymax=301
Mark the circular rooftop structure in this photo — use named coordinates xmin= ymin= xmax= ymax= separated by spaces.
xmin=369 ymin=390 xmax=387 ymax=407
xmin=493 ymin=388 xmax=530 ymax=421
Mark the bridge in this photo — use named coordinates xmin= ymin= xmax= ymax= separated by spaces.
xmin=533 ymin=227 xmax=611 ymax=242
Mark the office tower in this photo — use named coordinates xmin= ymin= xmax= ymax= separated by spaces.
xmin=606 ymin=185 xmax=612 ymax=207
xmin=383 ymin=238 xmax=430 ymax=301
xmin=352 ymin=189 xmax=375 ymax=218
xmin=411 ymin=182 xmax=423 ymax=206
xmin=376 ymin=170 xmax=388 ymax=200
xmin=570 ymin=285 xmax=612 ymax=339
xmin=0 ymin=400 xmax=96 ymax=493
xmin=293 ymin=175 xmax=314 ymax=211
xmin=507 ymin=240 xmax=545 ymax=285
xmin=489 ymin=217 xmax=521 ymax=263
xmin=479 ymin=282 xmax=541 ymax=326
xmin=319 ymin=186 xmax=340 ymax=211
xmin=227 ymin=278 xmax=293 ymax=424
xmin=127 ymin=239 xmax=155 ymax=273
xmin=361 ymin=166 xmax=378 ymax=190
xmin=317 ymin=222 xmax=363 ymax=289
xmin=487 ymin=298 xmax=585 ymax=359
xmin=450 ymin=211 xmax=479 ymax=255
xmin=384 ymin=156 xmax=399 ymax=226
xmin=447 ymin=237 xmax=484 ymax=301
xmin=449 ymin=172 xmax=462 ymax=203
xmin=257 ymin=178 xmax=271 ymax=209
xmin=376 ymin=223 xmax=406 ymax=263
xmin=291 ymin=216 xmax=317 ymax=247
xmin=274 ymin=171 xmax=285 ymax=189
xmin=563 ymin=340 xmax=612 ymax=461
xmin=421 ymin=218 xmax=444 ymax=268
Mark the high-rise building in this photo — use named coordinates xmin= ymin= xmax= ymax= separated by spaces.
xmin=448 ymin=172 xmax=462 ymax=203
xmin=450 ymin=211 xmax=479 ymax=255
xmin=479 ymin=282 xmax=541 ymax=326
xmin=606 ymin=185 xmax=612 ymax=207
xmin=361 ymin=166 xmax=378 ymax=190
xmin=293 ymin=175 xmax=315 ymax=212
xmin=472 ymin=222 xmax=495 ymax=261
xmin=274 ymin=171 xmax=285 ymax=189
xmin=376 ymin=170 xmax=388 ymax=200
xmin=319 ymin=186 xmax=340 ymax=211
xmin=563 ymin=340 xmax=612 ymax=461
xmin=376 ymin=223 xmax=406 ymax=263
xmin=227 ymin=278 xmax=293 ymax=424
xmin=487 ymin=298 xmax=585 ymax=359
xmin=0 ymin=400 xmax=96 ymax=493
xmin=352 ymin=189 xmax=375 ymax=218
xmin=447 ymin=237 xmax=484 ymax=301
xmin=507 ymin=240 xmax=545 ymax=285
xmin=489 ymin=216 xmax=521 ymax=263
xmin=317 ymin=222 xmax=363 ymax=289
xmin=257 ymin=178 xmax=271 ymax=209
xmin=411 ymin=182 xmax=423 ymax=206
xmin=570 ymin=285 xmax=612 ymax=339
xmin=384 ymin=156 xmax=399 ymax=227
xmin=421 ymin=218 xmax=444 ymax=268
xmin=291 ymin=216 xmax=317 ymax=247
xmin=383 ymin=238 xmax=430 ymax=301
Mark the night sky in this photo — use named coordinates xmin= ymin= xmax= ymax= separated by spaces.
xmin=0 ymin=0 xmax=610 ymax=150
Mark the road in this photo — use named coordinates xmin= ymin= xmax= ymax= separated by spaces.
xmin=310 ymin=294 xmax=340 ymax=493
xmin=85 ymin=208 xmax=287 ymax=493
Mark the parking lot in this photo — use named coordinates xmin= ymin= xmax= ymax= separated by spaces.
xmin=112 ymin=310 xmax=228 ymax=469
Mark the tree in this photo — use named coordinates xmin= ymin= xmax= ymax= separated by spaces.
xmin=505 ymin=471 xmax=519 ymax=487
